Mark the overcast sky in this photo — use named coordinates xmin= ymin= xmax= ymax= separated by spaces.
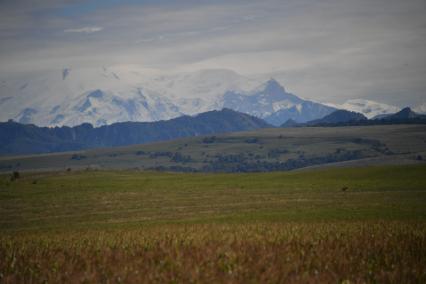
xmin=0 ymin=0 xmax=425 ymax=105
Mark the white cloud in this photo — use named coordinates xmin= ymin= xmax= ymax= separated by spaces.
xmin=64 ymin=26 xmax=103 ymax=33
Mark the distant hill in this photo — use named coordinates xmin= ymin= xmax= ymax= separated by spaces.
xmin=281 ymin=109 xmax=367 ymax=127
xmin=282 ymin=107 xmax=426 ymax=127
xmin=372 ymin=107 xmax=426 ymax=121
xmin=372 ymin=107 xmax=426 ymax=123
xmin=306 ymin=110 xmax=367 ymax=126
xmin=380 ymin=107 xmax=421 ymax=120
xmin=0 ymin=109 xmax=272 ymax=156
xmin=1 ymin=124 xmax=425 ymax=173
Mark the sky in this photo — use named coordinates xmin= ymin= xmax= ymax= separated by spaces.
xmin=0 ymin=0 xmax=425 ymax=106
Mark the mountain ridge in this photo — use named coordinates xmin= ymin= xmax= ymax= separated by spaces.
xmin=0 ymin=68 xmax=335 ymax=127
xmin=282 ymin=107 xmax=426 ymax=127
xmin=1 ymin=67 xmax=422 ymax=127
xmin=0 ymin=108 xmax=272 ymax=156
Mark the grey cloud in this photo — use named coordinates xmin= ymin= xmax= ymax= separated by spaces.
xmin=0 ymin=0 xmax=425 ymax=106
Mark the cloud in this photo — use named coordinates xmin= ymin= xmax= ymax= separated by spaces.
xmin=64 ymin=26 xmax=103 ymax=33
xmin=0 ymin=0 xmax=425 ymax=106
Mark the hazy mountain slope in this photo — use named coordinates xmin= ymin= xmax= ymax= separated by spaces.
xmin=0 ymin=109 xmax=272 ymax=155
xmin=223 ymin=79 xmax=336 ymax=125
xmin=414 ymin=102 xmax=426 ymax=114
xmin=329 ymin=99 xmax=399 ymax=119
xmin=379 ymin=107 xmax=425 ymax=121
xmin=1 ymin=68 xmax=334 ymax=127
xmin=0 ymin=67 xmax=259 ymax=127
xmin=3 ymin=67 xmax=417 ymax=128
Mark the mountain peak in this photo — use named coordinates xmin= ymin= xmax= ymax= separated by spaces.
xmin=390 ymin=107 xmax=418 ymax=119
xmin=400 ymin=106 xmax=414 ymax=113
xmin=264 ymin=78 xmax=284 ymax=92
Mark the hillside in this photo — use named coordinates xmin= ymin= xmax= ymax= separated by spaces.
xmin=0 ymin=109 xmax=271 ymax=155
xmin=284 ymin=108 xmax=426 ymax=127
xmin=306 ymin=110 xmax=367 ymax=125
xmin=1 ymin=124 xmax=425 ymax=173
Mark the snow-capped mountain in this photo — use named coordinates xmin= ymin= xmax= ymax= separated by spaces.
xmin=0 ymin=67 xmax=264 ymax=127
xmin=2 ymin=66 xmax=410 ymax=127
xmin=223 ymin=79 xmax=336 ymax=125
xmin=328 ymin=99 xmax=400 ymax=119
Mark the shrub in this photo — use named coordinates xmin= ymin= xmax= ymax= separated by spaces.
xmin=202 ymin=136 xmax=216 ymax=144
xmin=71 ymin=154 xmax=87 ymax=160
xmin=245 ymin=137 xmax=258 ymax=144
xmin=10 ymin=171 xmax=20 ymax=181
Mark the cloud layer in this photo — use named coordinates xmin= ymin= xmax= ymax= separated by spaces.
xmin=64 ymin=26 xmax=103 ymax=33
xmin=0 ymin=0 xmax=425 ymax=106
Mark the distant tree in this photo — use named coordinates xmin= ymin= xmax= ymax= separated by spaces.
xmin=10 ymin=171 xmax=20 ymax=181
xmin=71 ymin=154 xmax=87 ymax=160
xmin=171 ymin=152 xmax=192 ymax=163
xmin=245 ymin=137 xmax=258 ymax=144
xmin=202 ymin=136 xmax=216 ymax=144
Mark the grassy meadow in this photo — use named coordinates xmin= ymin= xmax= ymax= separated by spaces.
xmin=1 ymin=164 xmax=426 ymax=282
xmin=1 ymin=124 xmax=425 ymax=173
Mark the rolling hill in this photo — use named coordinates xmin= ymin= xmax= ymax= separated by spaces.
xmin=306 ymin=110 xmax=367 ymax=125
xmin=0 ymin=109 xmax=271 ymax=156
xmin=1 ymin=124 xmax=425 ymax=173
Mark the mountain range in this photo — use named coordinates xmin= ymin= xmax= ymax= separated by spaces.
xmin=3 ymin=67 xmax=421 ymax=128
xmin=0 ymin=109 xmax=271 ymax=155
xmin=282 ymin=107 xmax=426 ymax=127
xmin=2 ymin=105 xmax=426 ymax=156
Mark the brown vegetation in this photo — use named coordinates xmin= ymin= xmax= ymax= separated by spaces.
xmin=1 ymin=222 xmax=425 ymax=283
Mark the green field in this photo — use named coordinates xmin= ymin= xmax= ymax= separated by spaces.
xmin=1 ymin=124 xmax=426 ymax=173
xmin=1 ymin=165 xmax=426 ymax=282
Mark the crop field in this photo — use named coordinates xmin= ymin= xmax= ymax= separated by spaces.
xmin=1 ymin=164 xmax=426 ymax=283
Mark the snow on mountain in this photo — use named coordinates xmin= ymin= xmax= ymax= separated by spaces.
xmin=414 ymin=102 xmax=426 ymax=114
xmin=223 ymin=79 xmax=336 ymax=125
xmin=0 ymin=67 xmax=261 ymax=127
xmin=2 ymin=66 xmax=407 ymax=128
xmin=329 ymin=99 xmax=399 ymax=119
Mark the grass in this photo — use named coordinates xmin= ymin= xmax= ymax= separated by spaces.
xmin=1 ymin=124 xmax=425 ymax=172
xmin=1 ymin=164 xmax=426 ymax=282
